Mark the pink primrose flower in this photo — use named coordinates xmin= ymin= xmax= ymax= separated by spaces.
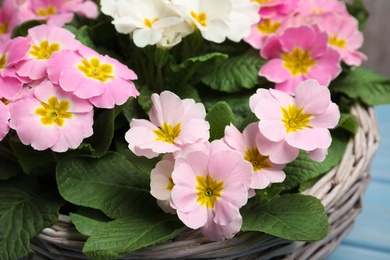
xmin=259 ymin=25 xmax=341 ymax=94
xmin=9 ymin=79 xmax=94 ymax=152
xmin=258 ymin=0 xmax=300 ymax=18
xmin=150 ymin=154 xmax=177 ymax=214
xmin=295 ymin=0 xmax=348 ymax=16
xmin=15 ymin=24 xmax=81 ymax=81
xmin=223 ymin=123 xmax=286 ymax=189
xmin=125 ymin=91 xmax=210 ymax=159
xmin=0 ymin=101 xmax=10 ymax=141
xmin=170 ymin=140 xmax=252 ymax=241
xmin=18 ymin=0 xmax=98 ymax=27
xmin=47 ymin=45 xmax=139 ymax=108
xmin=0 ymin=0 xmax=21 ymax=45
xmin=244 ymin=14 xmax=287 ymax=50
xmin=317 ymin=13 xmax=367 ymax=66
xmin=0 ymin=37 xmax=31 ymax=100
xmin=249 ymin=79 xmax=340 ymax=161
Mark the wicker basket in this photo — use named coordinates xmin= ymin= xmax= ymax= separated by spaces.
xmin=30 ymin=105 xmax=380 ymax=260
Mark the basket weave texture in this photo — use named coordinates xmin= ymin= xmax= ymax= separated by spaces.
xmin=30 ymin=105 xmax=380 ymax=260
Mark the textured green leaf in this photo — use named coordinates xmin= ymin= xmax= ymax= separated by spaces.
xmin=171 ymin=52 xmax=228 ymax=72
xmin=85 ymin=109 xmax=115 ymax=158
xmin=331 ymin=67 xmax=390 ymax=106
xmin=201 ymin=50 xmax=265 ymax=93
xmin=283 ymin=129 xmax=348 ymax=190
xmin=0 ymin=176 xmax=64 ymax=260
xmin=83 ymin=214 xmax=185 ymax=259
xmin=241 ymin=194 xmax=328 ymax=241
xmin=70 ymin=208 xmax=111 ymax=237
xmin=9 ymin=140 xmax=57 ymax=175
xmin=206 ymin=101 xmax=235 ymax=141
xmin=56 ymin=152 xmax=156 ymax=218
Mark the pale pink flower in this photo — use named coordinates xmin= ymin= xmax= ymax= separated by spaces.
xmin=150 ymin=154 xmax=176 ymax=214
xmin=0 ymin=101 xmax=10 ymax=141
xmin=317 ymin=13 xmax=367 ymax=66
xmin=224 ymin=123 xmax=286 ymax=189
xmin=0 ymin=0 xmax=21 ymax=45
xmin=47 ymin=45 xmax=139 ymax=108
xmin=0 ymin=37 xmax=31 ymax=100
xmin=295 ymin=0 xmax=348 ymax=16
xmin=125 ymin=91 xmax=210 ymax=159
xmin=259 ymin=25 xmax=341 ymax=94
xmin=250 ymin=79 xmax=340 ymax=162
xmin=15 ymin=24 xmax=81 ymax=81
xmin=18 ymin=0 xmax=98 ymax=27
xmin=9 ymin=79 xmax=94 ymax=152
xmin=170 ymin=140 xmax=252 ymax=241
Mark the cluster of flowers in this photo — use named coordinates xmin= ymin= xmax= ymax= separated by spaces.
xmin=0 ymin=0 xmax=363 ymax=242
xmin=102 ymin=0 xmax=365 ymax=93
xmin=0 ymin=0 xmax=98 ymax=45
xmin=126 ymin=82 xmax=339 ymax=241
xmin=0 ymin=22 xmax=139 ymax=151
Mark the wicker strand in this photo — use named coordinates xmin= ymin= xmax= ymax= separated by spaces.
xmin=30 ymin=106 xmax=380 ymax=259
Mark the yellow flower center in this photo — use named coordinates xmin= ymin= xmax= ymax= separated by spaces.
xmin=257 ymin=19 xmax=280 ymax=34
xmin=312 ymin=8 xmax=325 ymax=14
xmin=154 ymin=122 xmax=181 ymax=144
xmin=35 ymin=96 xmax=73 ymax=127
xmin=244 ymin=148 xmax=272 ymax=171
xmin=36 ymin=5 xmax=57 ymax=16
xmin=166 ymin=177 xmax=174 ymax=191
xmin=0 ymin=54 xmax=7 ymax=70
xmin=252 ymin=0 xmax=274 ymax=3
xmin=196 ymin=174 xmax=224 ymax=209
xmin=144 ymin=18 xmax=159 ymax=28
xmin=282 ymin=47 xmax=316 ymax=76
xmin=191 ymin=11 xmax=207 ymax=27
xmin=29 ymin=40 xmax=60 ymax=60
xmin=77 ymin=57 xmax=115 ymax=82
xmin=281 ymin=104 xmax=312 ymax=133
xmin=0 ymin=22 xmax=8 ymax=35
xmin=329 ymin=35 xmax=347 ymax=49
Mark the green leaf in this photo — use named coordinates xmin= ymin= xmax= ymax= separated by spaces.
xmin=282 ymin=129 xmax=348 ymax=190
xmin=170 ymin=52 xmax=228 ymax=72
xmin=0 ymin=175 xmax=64 ymax=260
xmin=346 ymin=0 xmax=369 ymax=31
xmin=206 ymin=101 xmax=235 ymax=141
xmin=337 ymin=113 xmax=359 ymax=134
xmin=9 ymin=140 xmax=57 ymax=175
xmin=331 ymin=67 xmax=390 ymax=106
xmin=137 ymin=85 xmax=154 ymax=114
xmin=56 ymin=152 xmax=156 ymax=218
xmin=0 ymin=146 xmax=23 ymax=180
xmin=11 ymin=20 xmax=41 ymax=38
xmin=70 ymin=208 xmax=111 ymax=237
xmin=241 ymin=194 xmax=329 ymax=241
xmin=201 ymin=49 xmax=266 ymax=93
xmin=82 ymin=214 xmax=185 ymax=259
xmin=85 ymin=109 xmax=115 ymax=158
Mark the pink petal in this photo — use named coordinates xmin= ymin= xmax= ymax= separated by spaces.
xmin=257 ymin=133 xmax=299 ymax=164
xmin=307 ymin=148 xmax=328 ymax=162
xmin=177 ymin=204 xmax=208 ymax=229
xmin=286 ymin=128 xmax=332 ymax=150
xmin=259 ymin=59 xmax=290 ymax=83
xmin=310 ymin=103 xmax=340 ymax=129
xmin=295 ymin=79 xmax=331 ymax=114
xmin=223 ymin=123 xmax=247 ymax=154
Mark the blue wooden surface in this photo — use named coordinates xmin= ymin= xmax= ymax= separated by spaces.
xmin=327 ymin=105 xmax=390 ymax=260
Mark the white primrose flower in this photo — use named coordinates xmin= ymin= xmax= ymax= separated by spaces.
xmin=101 ymin=0 xmax=191 ymax=48
xmin=226 ymin=0 xmax=261 ymax=42
xmin=169 ymin=0 xmax=233 ymax=43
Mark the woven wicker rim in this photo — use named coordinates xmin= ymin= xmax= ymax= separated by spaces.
xmin=31 ymin=105 xmax=380 ymax=259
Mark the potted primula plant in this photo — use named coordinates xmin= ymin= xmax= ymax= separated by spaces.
xmin=0 ymin=0 xmax=389 ymax=259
